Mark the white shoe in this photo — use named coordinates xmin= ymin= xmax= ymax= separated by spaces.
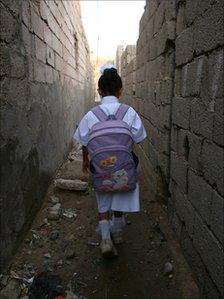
xmin=100 ymin=239 xmax=118 ymax=258
xmin=111 ymin=229 xmax=123 ymax=244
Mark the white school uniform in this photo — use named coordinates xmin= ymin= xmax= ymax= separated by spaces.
xmin=74 ymin=96 xmax=147 ymax=213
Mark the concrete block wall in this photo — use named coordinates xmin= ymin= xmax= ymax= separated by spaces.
xmin=120 ymin=0 xmax=224 ymax=297
xmin=170 ymin=0 xmax=224 ymax=297
xmin=0 ymin=0 xmax=95 ymax=266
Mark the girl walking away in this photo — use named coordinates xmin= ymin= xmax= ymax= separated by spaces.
xmin=74 ymin=64 xmax=147 ymax=257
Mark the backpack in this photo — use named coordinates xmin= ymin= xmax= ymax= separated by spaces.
xmin=87 ymin=103 xmax=137 ymax=193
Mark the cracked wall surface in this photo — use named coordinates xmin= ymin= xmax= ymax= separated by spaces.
xmin=119 ymin=0 xmax=224 ymax=297
xmin=0 ymin=0 xmax=95 ymax=266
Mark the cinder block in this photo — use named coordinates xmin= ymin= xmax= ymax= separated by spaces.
xmin=188 ymin=170 xmax=213 ymax=225
xmin=161 ymin=79 xmax=173 ymax=104
xmin=210 ymin=190 xmax=224 ymax=246
xmin=213 ymin=112 xmax=224 ymax=147
xmin=0 ymin=3 xmax=19 ymax=43
xmin=172 ymin=97 xmax=190 ymax=129
xmin=45 ymin=65 xmax=53 ymax=84
xmin=40 ymin=0 xmax=48 ymax=21
xmin=170 ymin=152 xmax=188 ymax=193
xmin=193 ymin=3 xmax=224 ymax=55
xmin=190 ymin=98 xmax=213 ymax=139
xmin=147 ymin=0 xmax=158 ymax=21
xmin=181 ymin=58 xmax=206 ymax=97
xmin=0 ymin=43 xmax=10 ymax=76
xmin=10 ymin=52 xmax=26 ymax=78
xmin=22 ymin=24 xmax=34 ymax=56
xmin=176 ymin=27 xmax=194 ymax=66
xmin=176 ymin=3 xmax=186 ymax=35
xmin=158 ymin=129 xmax=170 ymax=155
xmin=202 ymin=140 xmax=224 ymax=196
xmin=35 ymin=36 xmax=46 ymax=63
xmin=22 ymin=0 xmax=31 ymax=29
xmin=154 ymin=1 xmax=165 ymax=35
xmin=43 ymin=23 xmax=53 ymax=48
xmin=213 ymin=98 xmax=224 ymax=146
xmin=165 ymin=0 xmax=177 ymax=21
xmin=209 ymin=48 xmax=224 ymax=100
xmin=193 ymin=213 xmax=224 ymax=296
xmin=171 ymin=125 xmax=178 ymax=152
xmin=180 ymin=227 xmax=206 ymax=294
xmin=52 ymin=34 xmax=63 ymax=57
xmin=188 ymin=132 xmax=203 ymax=172
xmin=174 ymin=185 xmax=195 ymax=237
xmin=31 ymin=5 xmax=44 ymax=40
xmin=176 ymin=128 xmax=189 ymax=160
xmin=33 ymin=60 xmax=45 ymax=82
xmin=46 ymin=46 xmax=54 ymax=67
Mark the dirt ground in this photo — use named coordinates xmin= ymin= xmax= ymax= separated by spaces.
xmin=1 ymin=147 xmax=200 ymax=299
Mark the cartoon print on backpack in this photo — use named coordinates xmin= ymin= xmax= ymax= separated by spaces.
xmin=100 ymin=155 xmax=117 ymax=169
xmin=100 ymin=169 xmax=129 ymax=192
xmin=113 ymin=169 xmax=129 ymax=190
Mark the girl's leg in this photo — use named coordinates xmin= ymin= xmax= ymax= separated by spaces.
xmin=113 ymin=211 xmax=124 ymax=231
xmin=98 ymin=211 xmax=111 ymax=240
xmin=111 ymin=211 xmax=124 ymax=244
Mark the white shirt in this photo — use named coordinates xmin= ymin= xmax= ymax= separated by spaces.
xmin=74 ymin=96 xmax=147 ymax=145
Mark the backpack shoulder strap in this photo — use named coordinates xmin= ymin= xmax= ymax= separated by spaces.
xmin=91 ymin=105 xmax=108 ymax=122
xmin=115 ymin=104 xmax=130 ymax=120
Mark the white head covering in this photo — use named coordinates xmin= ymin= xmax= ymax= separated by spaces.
xmin=100 ymin=63 xmax=117 ymax=75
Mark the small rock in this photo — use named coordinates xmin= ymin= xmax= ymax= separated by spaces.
xmin=57 ymin=259 xmax=63 ymax=266
xmin=0 ymin=279 xmax=21 ymax=299
xmin=164 ymin=262 xmax=174 ymax=275
xmin=48 ymin=203 xmax=62 ymax=220
xmin=65 ymin=247 xmax=75 ymax=260
xmin=44 ymin=253 xmax=51 ymax=259
xmin=50 ymin=195 xmax=60 ymax=204
xmin=50 ymin=230 xmax=59 ymax=240
xmin=54 ymin=179 xmax=88 ymax=191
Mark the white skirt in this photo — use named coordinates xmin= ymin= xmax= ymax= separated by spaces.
xmin=95 ymin=183 xmax=140 ymax=213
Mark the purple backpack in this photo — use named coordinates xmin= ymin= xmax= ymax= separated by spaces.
xmin=87 ymin=104 xmax=137 ymax=193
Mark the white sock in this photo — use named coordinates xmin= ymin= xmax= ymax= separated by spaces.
xmin=99 ymin=220 xmax=111 ymax=240
xmin=112 ymin=217 xmax=124 ymax=231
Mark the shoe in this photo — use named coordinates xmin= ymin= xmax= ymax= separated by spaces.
xmin=111 ymin=229 xmax=123 ymax=244
xmin=100 ymin=239 xmax=118 ymax=258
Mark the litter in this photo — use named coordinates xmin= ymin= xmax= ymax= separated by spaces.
xmin=63 ymin=208 xmax=77 ymax=219
xmin=44 ymin=253 xmax=52 ymax=259
xmin=28 ymin=272 xmax=65 ymax=299
xmin=86 ymin=241 xmax=99 ymax=248
xmin=43 ymin=260 xmax=54 ymax=272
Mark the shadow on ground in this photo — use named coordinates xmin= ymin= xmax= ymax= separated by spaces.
xmin=1 ymin=146 xmax=199 ymax=299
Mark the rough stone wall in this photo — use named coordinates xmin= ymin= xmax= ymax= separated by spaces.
xmin=115 ymin=45 xmax=124 ymax=76
xmin=0 ymin=0 xmax=94 ymax=266
xmin=120 ymin=0 xmax=224 ymax=297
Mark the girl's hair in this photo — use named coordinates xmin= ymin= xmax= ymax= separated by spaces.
xmin=98 ymin=68 xmax=122 ymax=95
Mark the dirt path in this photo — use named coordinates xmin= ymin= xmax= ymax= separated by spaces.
xmin=1 ymin=146 xmax=199 ymax=299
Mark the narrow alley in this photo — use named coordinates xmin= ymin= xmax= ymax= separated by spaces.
xmin=1 ymin=144 xmax=199 ymax=299
xmin=0 ymin=0 xmax=223 ymax=299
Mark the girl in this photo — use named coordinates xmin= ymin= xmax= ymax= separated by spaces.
xmin=74 ymin=64 xmax=147 ymax=257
